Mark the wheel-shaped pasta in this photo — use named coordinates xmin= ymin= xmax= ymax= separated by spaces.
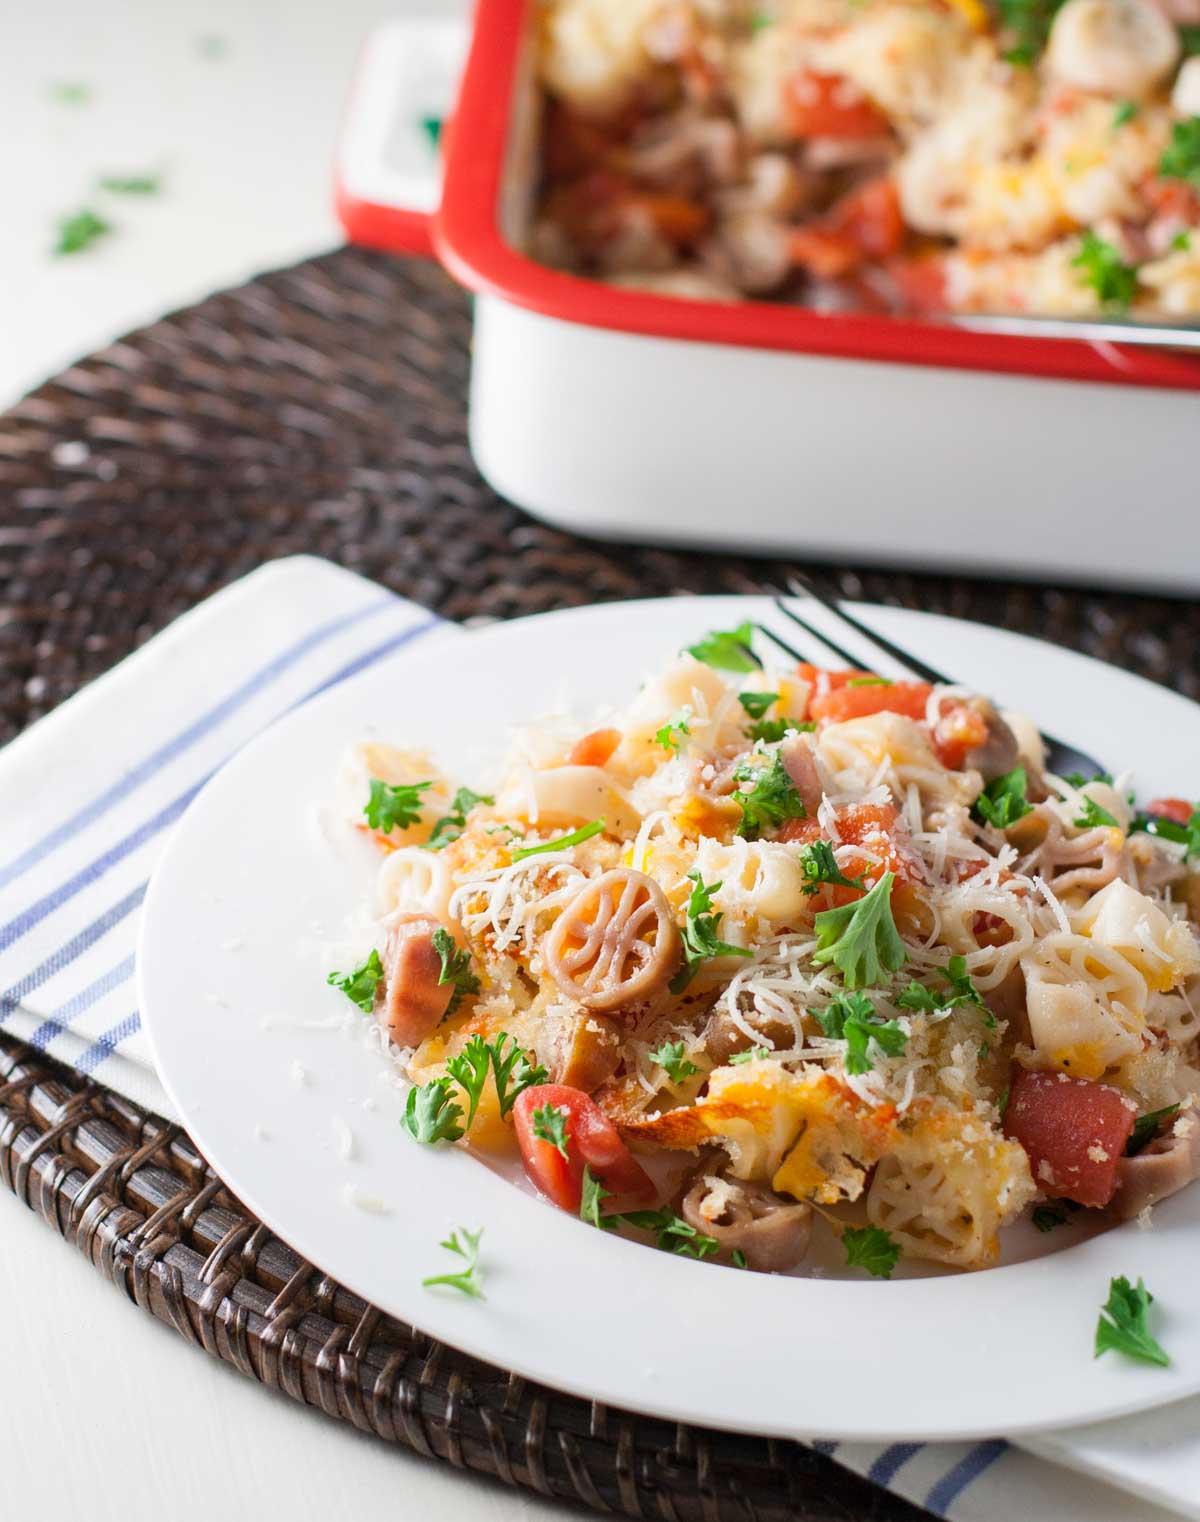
xmin=375 ymin=847 xmax=454 ymax=923
xmin=543 ymin=869 xmax=680 ymax=1011
xmin=1045 ymin=0 xmax=1179 ymax=98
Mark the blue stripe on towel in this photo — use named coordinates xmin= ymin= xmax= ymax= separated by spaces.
xmin=925 ymin=1440 xmax=1009 ymax=1515
xmin=868 ymin=1444 xmax=925 ymax=1487
xmin=0 ymin=883 xmax=146 ymax=1015
xmin=0 ymin=615 xmax=442 ymax=956
xmin=0 ymin=596 xmax=393 ymax=892
xmin=28 ymin=954 xmax=137 ymax=1049
xmin=77 ymin=1011 xmax=141 ymax=1073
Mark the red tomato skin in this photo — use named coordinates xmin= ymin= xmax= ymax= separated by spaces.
xmin=810 ymin=680 xmax=932 ymax=726
xmin=1146 ymin=797 xmax=1193 ymax=826
xmin=513 ymin=1084 xmax=655 ymax=1214
xmin=568 ymin=728 xmax=621 ymax=768
xmin=784 ymin=71 xmax=891 ymax=140
xmin=1003 ymin=1069 xmax=1136 ymax=1207
xmin=789 ymin=179 xmax=904 ymax=278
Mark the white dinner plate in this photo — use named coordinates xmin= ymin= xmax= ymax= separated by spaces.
xmin=138 ymin=596 xmax=1200 ymax=1442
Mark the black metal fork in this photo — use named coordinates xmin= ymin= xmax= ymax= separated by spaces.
xmin=756 ymin=572 xmax=1104 ymax=780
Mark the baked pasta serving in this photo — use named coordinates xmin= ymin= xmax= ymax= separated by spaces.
xmin=528 ymin=0 xmax=1200 ymax=320
xmin=327 ymin=626 xmax=1200 ymax=1276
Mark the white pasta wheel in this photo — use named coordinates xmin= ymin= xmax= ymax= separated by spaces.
xmin=866 ymin=1111 xmax=1035 ymax=1268
xmin=1075 ymin=878 xmax=1200 ymax=993
xmin=1022 ymin=930 xmax=1148 ymax=1078
xmin=375 ymin=847 xmax=454 ymax=923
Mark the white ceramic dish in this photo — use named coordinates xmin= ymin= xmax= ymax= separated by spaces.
xmin=139 ymin=596 xmax=1200 ymax=1441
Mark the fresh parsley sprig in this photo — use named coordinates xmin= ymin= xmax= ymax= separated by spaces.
xmin=898 ymin=955 xmax=994 ymax=1027
xmin=648 ymin=1040 xmax=700 ymax=1084
xmin=1072 ymin=230 xmax=1139 ymax=311
xmin=445 ymin=1034 xmax=492 ymax=1128
xmin=403 ymin=1078 xmax=466 ymax=1144
xmin=812 ymin=992 xmax=907 ymax=1075
xmin=1075 ymin=796 xmax=1121 ymax=831
xmin=532 ymin=1101 xmax=570 ymax=1158
xmin=973 ymin=767 xmax=1033 ymax=829
xmin=619 ymin=1208 xmax=720 ymax=1258
xmin=733 ymin=753 xmax=808 ymax=840
xmin=425 ymin=786 xmax=494 ymax=850
xmin=842 ymin=1225 xmax=900 ymax=1279
xmin=327 ymin=949 xmax=384 ymax=1014
xmin=422 ymin=1226 xmax=485 ymax=1298
xmin=580 ymin=1166 xmax=616 ymax=1230
xmin=490 ymin=1033 xmax=548 ymax=1118
xmin=729 ymin=1046 xmax=771 ymax=1065
xmin=1160 ymin=117 xmax=1200 ymax=192
xmin=1095 ymin=1276 xmax=1168 ymax=1367
xmin=365 ymin=776 xmax=433 ymax=834
xmin=797 ymin=839 xmax=866 ymax=897
xmin=812 ymin=872 xmax=907 ymax=989
xmin=686 ymin=622 xmax=759 ymax=673
xmin=432 ymin=928 xmax=480 ymax=1015
xmin=654 ymin=710 xmax=692 ymax=753
xmin=1130 ymin=805 xmax=1200 ymax=859
xmin=739 ymin=691 xmax=780 ymax=720
xmin=511 ymin=818 xmax=605 ymax=861
xmin=669 ymin=872 xmax=753 ymax=993
xmin=54 ymin=207 xmax=111 ymax=256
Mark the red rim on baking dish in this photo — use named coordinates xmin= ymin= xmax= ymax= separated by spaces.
xmin=339 ymin=0 xmax=1200 ymax=394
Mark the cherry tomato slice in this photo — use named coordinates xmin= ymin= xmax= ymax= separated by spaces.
xmin=513 ymin=1084 xmax=655 ymax=1214
xmin=1003 ymin=1068 xmax=1136 ymax=1208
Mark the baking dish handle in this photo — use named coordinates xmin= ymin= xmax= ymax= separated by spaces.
xmin=335 ymin=17 xmax=469 ymax=257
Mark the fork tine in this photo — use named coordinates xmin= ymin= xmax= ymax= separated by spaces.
xmin=783 ymin=573 xmax=953 ymax=686
xmin=752 ymin=620 xmax=809 ymax=667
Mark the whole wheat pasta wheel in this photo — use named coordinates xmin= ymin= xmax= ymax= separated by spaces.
xmin=543 ymin=868 xmax=680 ymax=1011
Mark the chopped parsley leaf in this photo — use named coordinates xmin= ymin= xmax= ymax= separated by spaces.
xmin=973 ymin=766 xmax=1033 ymax=830
xmin=511 ymin=818 xmax=605 ymax=860
xmin=842 ymin=1225 xmax=900 ymax=1279
xmin=1183 ymin=25 xmax=1200 ymax=52
xmin=489 ymin=1033 xmax=548 ymax=1118
xmin=1173 ymin=230 xmax=1193 ymax=252
xmin=532 ymin=1102 xmax=570 ymax=1159
xmin=195 ymin=33 xmax=229 ymax=59
xmin=734 ymin=753 xmax=808 ymax=839
xmin=812 ymin=872 xmax=907 ymax=989
xmin=1095 ymin=1276 xmax=1168 ymax=1367
xmin=739 ymin=691 xmax=780 ymax=720
xmin=1125 ymin=1103 xmax=1182 ymax=1158
xmin=445 ymin=1034 xmax=492 ymax=1128
xmin=403 ymin=1078 xmax=465 ymax=1144
xmin=797 ymin=839 xmax=866 ymax=897
xmin=898 ymin=955 xmax=994 ymax=1026
xmin=422 ymin=1226 xmax=485 ymax=1298
xmin=996 ymin=0 xmax=1066 ymax=65
xmin=620 ymin=1208 xmax=720 ymax=1258
xmin=1160 ymin=117 xmax=1200 ymax=192
xmin=432 ymin=928 xmax=480 ymax=1015
xmin=846 ymin=676 xmax=892 ymax=688
xmin=425 ymin=785 xmax=494 ymax=850
xmin=1075 ymin=796 xmax=1121 ymax=831
xmin=48 ymin=80 xmax=92 ymax=104
xmin=745 ymin=717 xmax=793 ymax=744
xmin=327 ymin=949 xmax=383 ymax=1014
xmin=1071 ymin=230 xmax=1139 ymax=310
xmin=1112 ymin=100 xmax=1139 ymax=129
xmin=686 ymin=622 xmax=759 ymax=673
xmin=580 ymin=1166 xmax=616 ymax=1229
xmin=669 ymin=871 xmax=753 ymax=993
xmin=812 ymin=991 xmax=907 ymax=1075
xmin=732 ymin=1248 xmax=748 ymax=1268
xmin=1032 ymin=1203 xmax=1072 ymax=1232
xmin=421 ymin=115 xmax=444 ymax=148
xmin=1130 ymin=806 xmax=1200 ymax=859
xmin=54 ymin=208 xmax=111 ymax=256
xmin=1065 ymin=770 xmax=1114 ymax=788
xmin=364 ymin=776 xmax=432 ymax=834
xmin=729 ymin=1046 xmax=771 ymax=1065
xmin=655 ymin=709 xmax=692 ymax=752
xmin=997 ymin=1084 xmax=1011 ymax=1118
xmin=98 ymin=172 xmax=162 ymax=195
xmin=648 ymin=1040 xmax=700 ymax=1084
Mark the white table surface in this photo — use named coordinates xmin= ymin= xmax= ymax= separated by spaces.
xmin=0 ymin=4 xmax=580 ymax=1518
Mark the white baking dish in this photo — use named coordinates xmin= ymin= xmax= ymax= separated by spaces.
xmin=336 ymin=3 xmax=1200 ymax=592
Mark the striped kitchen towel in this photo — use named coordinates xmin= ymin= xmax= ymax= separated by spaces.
xmin=0 ymin=554 xmax=1195 ymax=1522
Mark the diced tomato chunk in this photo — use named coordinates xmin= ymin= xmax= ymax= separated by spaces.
xmin=783 ymin=71 xmax=891 ymax=141
xmin=568 ymin=728 xmax=621 ymax=768
xmin=1146 ymin=797 xmax=1194 ymax=826
xmin=933 ymin=701 xmax=989 ymax=771
xmin=1003 ymin=1069 xmax=1136 ymax=1208
xmin=810 ymin=679 xmax=932 ymax=726
xmin=780 ymin=802 xmax=917 ymax=898
xmin=513 ymin=1084 xmax=655 ymax=1214
xmin=789 ymin=178 xmax=905 ymax=278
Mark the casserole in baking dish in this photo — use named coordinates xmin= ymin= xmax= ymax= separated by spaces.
xmin=336 ymin=2 xmax=1200 ymax=591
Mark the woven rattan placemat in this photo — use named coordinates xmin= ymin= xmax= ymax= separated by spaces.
xmin=1 ymin=248 xmax=1195 ymax=1522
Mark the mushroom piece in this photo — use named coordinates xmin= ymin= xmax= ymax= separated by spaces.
xmin=960 ymin=697 xmax=1019 ymax=783
xmin=549 ymin=1008 xmax=624 ymax=1092
xmin=682 ymin=1172 xmax=813 ymax=1272
xmin=379 ymin=914 xmax=455 ymax=1047
xmin=1045 ymin=0 xmax=1179 ymax=98
xmin=543 ymin=869 xmax=681 ymax=1012
xmin=1110 ymin=1107 xmax=1200 ymax=1220
xmin=780 ymin=734 xmax=824 ymax=815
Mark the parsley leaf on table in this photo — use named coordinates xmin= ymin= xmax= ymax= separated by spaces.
xmin=326 ymin=949 xmax=384 ymax=1014
xmin=1095 ymin=1277 xmax=1168 ymax=1367
xmin=842 ymin=1226 xmax=900 ymax=1279
xmin=98 ymin=172 xmax=162 ymax=195
xmin=812 ymin=872 xmax=907 ymax=989
xmin=364 ymin=776 xmax=432 ymax=833
xmin=734 ymin=753 xmax=808 ymax=839
xmin=422 ymin=1226 xmax=485 ymax=1298
xmin=54 ymin=208 xmax=111 ymax=256
xmin=812 ymin=992 xmax=907 ymax=1075
xmin=686 ymin=623 xmax=759 ymax=673
xmin=669 ymin=872 xmax=753 ymax=993
xmin=973 ymin=766 xmax=1033 ymax=829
